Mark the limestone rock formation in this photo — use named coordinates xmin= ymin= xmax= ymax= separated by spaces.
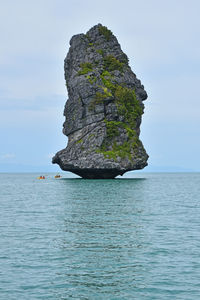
xmin=52 ymin=24 xmax=148 ymax=178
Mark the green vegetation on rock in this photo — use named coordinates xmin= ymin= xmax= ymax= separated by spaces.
xmin=78 ymin=62 xmax=93 ymax=75
xmin=89 ymin=86 xmax=112 ymax=111
xmin=88 ymin=133 xmax=95 ymax=139
xmin=96 ymin=49 xmax=104 ymax=56
xmin=114 ymin=86 xmax=143 ymax=127
xmin=76 ymin=46 xmax=143 ymax=162
xmin=104 ymin=120 xmax=122 ymax=138
xmin=95 ymin=82 xmax=144 ymax=161
xmin=98 ymin=25 xmax=113 ymax=41
xmin=100 ymin=71 xmax=116 ymax=92
xmin=89 ymin=87 xmax=112 ymax=111
xmin=97 ymin=137 xmax=141 ymax=161
xmin=86 ymin=75 xmax=97 ymax=84
xmin=75 ymin=138 xmax=83 ymax=144
xmin=103 ymin=55 xmax=124 ymax=72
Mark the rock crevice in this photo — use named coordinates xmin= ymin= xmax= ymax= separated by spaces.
xmin=52 ymin=24 xmax=149 ymax=178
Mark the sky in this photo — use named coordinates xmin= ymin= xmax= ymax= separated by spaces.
xmin=0 ymin=0 xmax=200 ymax=172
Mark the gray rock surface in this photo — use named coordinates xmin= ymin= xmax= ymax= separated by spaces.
xmin=52 ymin=24 xmax=149 ymax=178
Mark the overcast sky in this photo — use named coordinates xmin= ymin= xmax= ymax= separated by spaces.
xmin=0 ymin=0 xmax=200 ymax=172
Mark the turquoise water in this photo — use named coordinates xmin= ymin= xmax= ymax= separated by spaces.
xmin=0 ymin=173 xmax=200 ymax=299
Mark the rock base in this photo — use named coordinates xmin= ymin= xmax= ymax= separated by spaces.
xmin=65 ymin=168 xmax=125 ymax=179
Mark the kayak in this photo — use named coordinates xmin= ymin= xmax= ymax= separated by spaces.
xmin=54 ymin=175 xmax=61 ymax=178
xmin=37 ymin=176 xmax=45 ymax=179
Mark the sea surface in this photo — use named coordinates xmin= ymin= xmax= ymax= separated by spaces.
xmin=0 ymin=172 xmax=200 ymax=300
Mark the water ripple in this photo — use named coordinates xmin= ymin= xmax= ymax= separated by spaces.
xmin=0 ymin=173 xmax=200 ymax=299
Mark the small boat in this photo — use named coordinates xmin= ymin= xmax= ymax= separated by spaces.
xmin=37 ymin=176 xmax=45 ymax=179
xmin=54 ymin=174 xmax=61 ymax=179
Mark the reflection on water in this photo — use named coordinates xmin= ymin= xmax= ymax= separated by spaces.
xmin=57 ymin=179 xmax=149 ymax=298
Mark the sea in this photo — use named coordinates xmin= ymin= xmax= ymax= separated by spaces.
xmin=0 ymin=172 xmax=200 ymax=300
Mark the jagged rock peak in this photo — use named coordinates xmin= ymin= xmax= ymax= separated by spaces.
xmin=52 ymin=24 xmax=149 ymax=178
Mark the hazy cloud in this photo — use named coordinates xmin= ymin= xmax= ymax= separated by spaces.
xmin=0 ymin=153 xmax=16 ymax=160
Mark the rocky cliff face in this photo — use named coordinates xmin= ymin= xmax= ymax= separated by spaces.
xmin=52 ymin=24 xmax=148 ymax=178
